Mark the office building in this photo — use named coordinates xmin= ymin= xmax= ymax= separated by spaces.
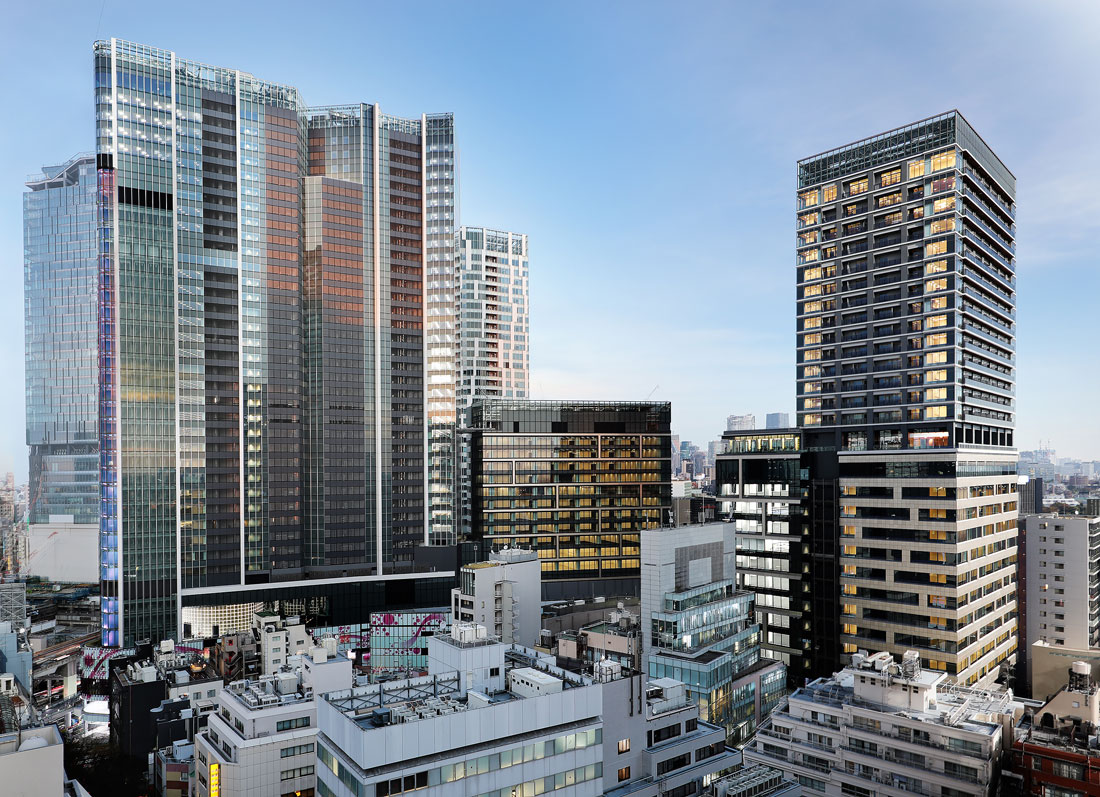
xmin=24 ymin=155 xmax=100 ymax=584
xmin=92 ymin=38 xmax=460 ymax=645
xmin=765 ymin=413 xmax=790 ymax=430
xmin=728 ymin=415 xmax=756 ymax=432
xmin=1019 ymin=476 xmax=1044 ymax=515
xmin=556 ymin=602 xmax=643 ymax=672
xmin=795 ymin=111 xmax=1019 ymax=685
xmin=313 ymin=624 xmax=741 ymax=797
xmin=1024 ymin=514 xmax=1100 ymax=654
xmin=746 ymin=651 xmax=1022 ymax=797
xmin=716 ymin=429 xmax=820 ymax=680
xmin=641 ymin=523 xmax=787 ymax=745
xmin=451 ymin=547 xmax=541 ymax=646
xmin=1010 ymin=662 xmax=1100 ymax=797
xmin=194 ymin=643 xmax=353 ymax=797
xmin=468 ymin=399 xmax=672 ymax=600
xmin=455 ymin=227 xmax=531 ymax=535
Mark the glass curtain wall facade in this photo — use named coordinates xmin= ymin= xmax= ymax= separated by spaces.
xmin=94 ymin=39 xmax=453 ymax=645
xmin=794 ymin=111 xmax=1018 ymax=686
xmin=468 ymin=400 xmax=671 ymax=600
xmin=24 ymin=155 xmax=99 ymax=525
xmin=457 ymin=227 xmax=530 ymax=535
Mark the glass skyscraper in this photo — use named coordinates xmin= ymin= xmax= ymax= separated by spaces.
xmin=794 ymin=111 xmax=1018 ymax=685
xmin=24 ymin=155 xmax=100 ymax=526
xmin=92 ymin=39 xmax=458 ymax=645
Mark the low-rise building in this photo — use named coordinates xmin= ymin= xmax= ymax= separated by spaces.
xmin=707 ymin=765 xmax=801 ymax=797
xmin=315 ymin=623 xmax=742 ymax=797
xmin=194 ymin=641 xmax=352 ymax=797
xmin=1009 ymin=661 xmax=1100 ymax=797
xmin=451 ymin=548 xmax=541 ymax=646
xmin=154 ymin=740 xmax=195 ymax=797
xmin=745 ymin=650 xmax=1024 ymax=797
xmin=556 ymin=603 xmax=642 ymax=672
xmin=253 ymin=611 xmax=312 ymax=674
xmin=0 ymin=695 xmax=92 ymax=796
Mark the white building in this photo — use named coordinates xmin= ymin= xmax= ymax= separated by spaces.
xmin=253 ymin=611 xmax=312 ymax=674
xmin=315 ymin=623 xmax=742 ymax=797
xmin=451 ymin=548 xmax=541 ymax=646
xmin=745 ymin=650 xmax=1024 ymax=797
xmin=1025 ymin=514 xmax=1100 ymax=654
xmin=0 ymin=717 xmax=91 ymax=797
xmin=194 ymin=642 xmax=353 ymax=797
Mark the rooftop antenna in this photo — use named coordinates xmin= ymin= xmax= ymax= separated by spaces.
xmin=645 ymin=384 xmax=660 ymax=400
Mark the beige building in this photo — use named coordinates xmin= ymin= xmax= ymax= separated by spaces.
xmin=838 ymin=450 xmax=1018 ymax=685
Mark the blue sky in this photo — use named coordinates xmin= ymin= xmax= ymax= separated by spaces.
xmin=1 ymin=0 xmax=1097 ymax=480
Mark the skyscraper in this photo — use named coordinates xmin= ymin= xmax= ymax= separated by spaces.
xmin=93 ymin=39 xmax=455 ymax=645
xmin=726 ymin=414 xmax=755 ymax=432
xmin=24 ymin=155 xmax=100 ymax=529
xmin=795 ymin=111 xmax=1018 ymax=685
xmin=764 ymin=412 xmax=789 ymax=429
xmin=456 ymin=227 xmax=530 ymax=534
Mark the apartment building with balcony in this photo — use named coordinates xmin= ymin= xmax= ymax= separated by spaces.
xmin=745 ymin=650 xmax=1024 ymax=797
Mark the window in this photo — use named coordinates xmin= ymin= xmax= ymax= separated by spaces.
xmin=800 ymin=190 xmax=819 ymax=209
xmin=925 ymin=259 xmax=948 ymax=275
xmin=926 ymin=370 xmax=948 ymax=382
xmin=877 ymin=192 xmax=903 ymax=208
xmin=276 ymin=716 xmax=310 ymax=732
xmin=933 ymin=196 xmax=956 ymax=214
xmin=908 ymin=160 xmax=925 ymax=179
xmin=926 ymin=315 xmax=948 ymax=329
xmin=925 ymin=333 xmax=948 ymax=348
xmin=925 ymin=239 xmax=948 ymax=257
xmin=929 ymin=217 xmax=955 ymax=235
xmin=823 ymin=184 xmax=838 ymax=202
xmin=657 ymin=753 xmax=692 ymax=776
xmin=618 ymin=767 xmax=631 ymax=783
xmin=931 ymin=150 xmax=957 ymax=171
xmin=925 ymin=278 xmax=948 ymax=293
xmin=879 ymin=169 xmax=901 ymax=187
xmin=617 ymin=739 xmax=630 ymax=754
xmin=280 ymin=766 xmax=315 ymax=781
xmin=281 ymin=743 xmax=315 ymax=758
xmin=849 ymin=178 xmax=869 ymax=195
xmin=927 ymin=296 xmax=948 ymax=310
xmin=925 ymin=388 xmax=947 ymax=401
xmin=924 ymin=405 xmax=948 ymax=419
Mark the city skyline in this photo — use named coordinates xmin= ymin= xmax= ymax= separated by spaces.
xmin=4 ymin=2 xmax=1100 ymax=486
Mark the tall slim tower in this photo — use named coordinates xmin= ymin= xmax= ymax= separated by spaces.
xmin=795 ymin=111 xmax=1018 ymax=685
xmin=93 ymin=40 xmax=455 ymax=645
xmin=24 ymin=156 xmax=100 ymax=529
xmin=456 ymin=227 xmax=530 ymax=534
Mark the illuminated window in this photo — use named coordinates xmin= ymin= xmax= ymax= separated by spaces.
xmin=932 ymin=196 xmax=956 ymax=214
xmin=822 ymin=245 xmax=837 ymax=259
xmin=804 ymin=301 xmax=823 ymax=314
xmin=804 ymin=266 xmax=823 ymax=281
xmin=877 ymin=192 xmax=903 ymax=208
xmin=925 ymin=388 xmax=947 ymax=401
xmin=804 ymin=316 xmax=822 ymax=329
xmin=842 ymin=584 xmax=856 ymax=595
xmin=849 ymin=177 xmax=869 ymax=195
xmin=926 ymin=314 xmax=948 ymax=329
xmin=841 ymin=525 xmax=856 ymax=536
xmin=928 ymin=296 xmax=948 ymax=310
xmin=803 ymin=365 xmax=821 ymax=378
xmin=803 ymin=397 xmax=822 ymax=410
xmin=930 ymin=529 xmax=948 ymax=541
xmin=842 ymin=603 xmax=857 ymax=615
xmin=929 ymin=217 xmax=955 ymax=235
xmin=799 ymin=190 xmax=819 ymax=209
xmin=842 ymin=623 xmax=858 ymax=635
xmin=844 ymin=203 xmax=860 ymax=216
xmin=799 ymin=230 xmax=818 ymax=246
xmin=924 ymin=405 xmax=948 ymax=419
xmin=879 ymin=169 xmax=901 ymax=187
xmin=804 ymin=284 xmax=823 ymax=297
xmin=799 ymin=212 xmax=819 ymax=228
xmin=931 ymin=150 xmax=957 ymax=171
xmin=804 ymin=414 xmax=821 ymax=425
xmin=618 ymin=739 xmax=631 ymax=754
xmin=842 ymin=565 xmax=856 ymax=575
xmin=931 ymin=175 xmax=956 ymax=193
xmin=823 ymin=184 xmax=838 ymax=202
xmin=925 ymin=278 xmax=948 ymax=293
xmin=804 ymin=381 xmax=822 ymax=393
xmin=925 ymin=259 xmax=948 ymax=275
xmin=925 ymin=333 xmax=948 ymax=348
xmin=929 ymin=573 xmax=947 ymax=584
xmin=618 ymin=767 xmax=631 ymax=783
xmin=925 ymin=239 xmax=948 ymax=257
xmin=882 ymin=211 xmax=903 ymax=226
xmin=803 ymin=333 xmax=822 ymax=346
xmin=926 ymin=369 xmax=948 ymax=382
xmin=908 ymin=160 xmax=926 ymax=179
xmin=804 ymin=349 xmax=822 ymax=361
xmin=799 ymin=249 xmax=820 ymax=264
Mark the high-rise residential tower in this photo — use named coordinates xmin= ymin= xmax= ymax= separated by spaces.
xmin=795 ymin=111 xmax=1018 ymax=685
xmin=456 ymin=227 xmax=530 ymax=534
xmin=93 ymin=39 xmax=455 ymax=645
xmin=24 ymin=155 xmax=100 ymax=530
